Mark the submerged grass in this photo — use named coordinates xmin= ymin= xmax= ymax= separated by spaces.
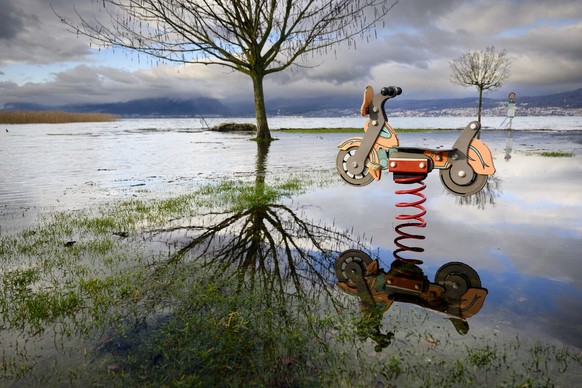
xmin=0 ymin=110 xmax=118 ymax=124
xmin=1 ymin=176 xmax=581 ymax=386
xmin=99 ymin=272 xmax=356 ymax=387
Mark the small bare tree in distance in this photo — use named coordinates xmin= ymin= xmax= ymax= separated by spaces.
xmin=449 ymin=46 xmax=512 ymax=125
xmin=55 ymin=0 xmax=398 ymax=141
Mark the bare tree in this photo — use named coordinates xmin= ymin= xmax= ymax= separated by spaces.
xmin=55 ymin=0 xmax=398 ymax=140
xmin=449 ymin=46 xmax=511 ymax=124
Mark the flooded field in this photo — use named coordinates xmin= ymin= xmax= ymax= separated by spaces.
xmin=1 ymin=118 xmax=582 ymax=386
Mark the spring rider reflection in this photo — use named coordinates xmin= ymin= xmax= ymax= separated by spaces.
xmin=334 ymin=86 xmax=492 ymax=351
xmin=334 ymin=250 xmax=487 ymax=351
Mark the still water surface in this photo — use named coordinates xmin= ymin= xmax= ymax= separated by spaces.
xmin=1 ymin=117 xmax=581 ymax=352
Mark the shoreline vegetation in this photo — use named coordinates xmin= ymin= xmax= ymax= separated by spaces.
xmin=209 ymin=123 xmax=448 ymax=134
xmin=275 ymin=127 xmax=456 ymax=133
xmin=0 ymin=110 xmax=118 ymax=124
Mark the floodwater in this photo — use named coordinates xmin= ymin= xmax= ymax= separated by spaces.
xmin=1 ymin=118 xmax=582 ymax=384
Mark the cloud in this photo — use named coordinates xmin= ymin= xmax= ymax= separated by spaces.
xmin=0 ymin=0 xmax=92 ymax=65
xmin=386 ymin=0 xmax=465 ymax=28
xmin=1 ymin=0 xmax=582 ymax=105
xmin=0 ymin=62 xmax=253 ymax=106
xmin=438 ymin=0 xmax=582 ymax=36
xmin=0 ymin=0 xmax=27 ymax=40
xmin=503 ymin=23 xmax=582 ymax=61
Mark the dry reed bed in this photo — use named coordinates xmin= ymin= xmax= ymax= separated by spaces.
xmin=0 ymin=110 xmax=118 ymax=124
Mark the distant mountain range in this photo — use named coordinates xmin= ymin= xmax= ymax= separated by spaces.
xmin=3 ymin=88 xmax=581 ymax=118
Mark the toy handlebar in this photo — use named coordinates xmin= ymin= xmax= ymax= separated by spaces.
xmin=360 ymin=85 xmax=401 ymax=117
xmin=380 ymin=86 xmax=402 ymax=97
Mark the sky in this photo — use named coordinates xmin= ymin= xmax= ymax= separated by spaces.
xmin=1 ymin=0 xmax=581 ymax=108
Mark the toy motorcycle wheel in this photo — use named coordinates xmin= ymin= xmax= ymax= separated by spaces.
xmin=434 ymin=262 xmax=481 ymax=298
xmin=336 ymin=146 xmax=374 ymax=186
xmin=439 ymin=169 xmax=488 ymax=196
xmin=334 ymin=249 xmax=373 ymax=284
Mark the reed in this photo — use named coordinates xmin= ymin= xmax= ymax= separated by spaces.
xmin=0 ymin=110 xmax=118 ymax=124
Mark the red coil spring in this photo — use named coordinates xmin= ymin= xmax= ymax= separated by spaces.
xmin=393 ymin=175 xmax=427 ymax=265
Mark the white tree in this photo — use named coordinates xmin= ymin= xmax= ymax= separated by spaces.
xmin=450 ymin=46 xmax=512 ymax=124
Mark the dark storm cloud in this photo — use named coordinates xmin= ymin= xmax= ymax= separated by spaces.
xmin=0 ymin=63 xmax=213 ymax=106
xmin=386 ymin=0 xmax=465 ymax=27
xmin=0 ymin=1 xmax=25 ymax=40
xmin=0 ymin=0 xmax=92 ymax=65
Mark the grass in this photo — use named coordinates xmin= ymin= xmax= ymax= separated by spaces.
xmin=0 ymin=110 xmax=118 ymax=124
xmin=1 ymin=177 xmax=581 ymax=386
xmin=195 ymin=178 xmax=304 ymax=211
xmin=275 ymin=127 xmax=453 ymax=133
xmin=538 ymin=151 xmax=575 ymax=157
xmin=96 ymin=273 xmax=352 ymax=386
xmin=275 ymin=127 xmax=362 ymax=133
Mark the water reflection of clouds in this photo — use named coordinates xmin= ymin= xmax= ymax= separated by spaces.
xmin=297 ymin=153 xmax=582 ymax=267
xmin=295 ymin=151 xmax=582 ymax=347
xmin=433 ymin=154 xmax=582 ymax=229
xmin=499 ymin=157 xmax=582 ymax=208
xmin=479 ymin=261 xmax=582 ymax=348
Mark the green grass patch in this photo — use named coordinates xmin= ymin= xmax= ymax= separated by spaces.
xmin=275 ymin=127 xmax=362 ymax=133
xmin=275 ymin=127 xmax=456 ymax=134
xmin=538 ymin=151 xmax=575 ymax=157
xmin=194 ymin=177 xmax=305 ymax=211
xmin=100 ymin=273 xmax=353 ymax=387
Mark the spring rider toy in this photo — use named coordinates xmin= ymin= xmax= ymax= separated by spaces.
xmin=336 ymin=85 xmax=495 ymax=195
xmin=335 ymin=86 xmax=492 ymax=350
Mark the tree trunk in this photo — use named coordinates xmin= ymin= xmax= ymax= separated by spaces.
xmin=477 ymin=87 xmax=483 ymax=125
xmin=251 ymin=73 xmax=272 ymax=141
xmin=476 ymin=87 xmax=484 ymax=139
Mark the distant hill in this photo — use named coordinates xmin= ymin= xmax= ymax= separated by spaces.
xmin=2 ymin=97 xmax=230 ymax=117
xmin=2 ymin=88 xmax=581 ymax=117
xmin=517 ymin=88 xmax=582 ymax=108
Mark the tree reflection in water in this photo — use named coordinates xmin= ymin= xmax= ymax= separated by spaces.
xmin=454 ymin=175 xmax=502 ymax=209
xmin=116 ymin=140 xmax=375 ymax=384
xmin=147 ymin=141 xmax=357 ymax=302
